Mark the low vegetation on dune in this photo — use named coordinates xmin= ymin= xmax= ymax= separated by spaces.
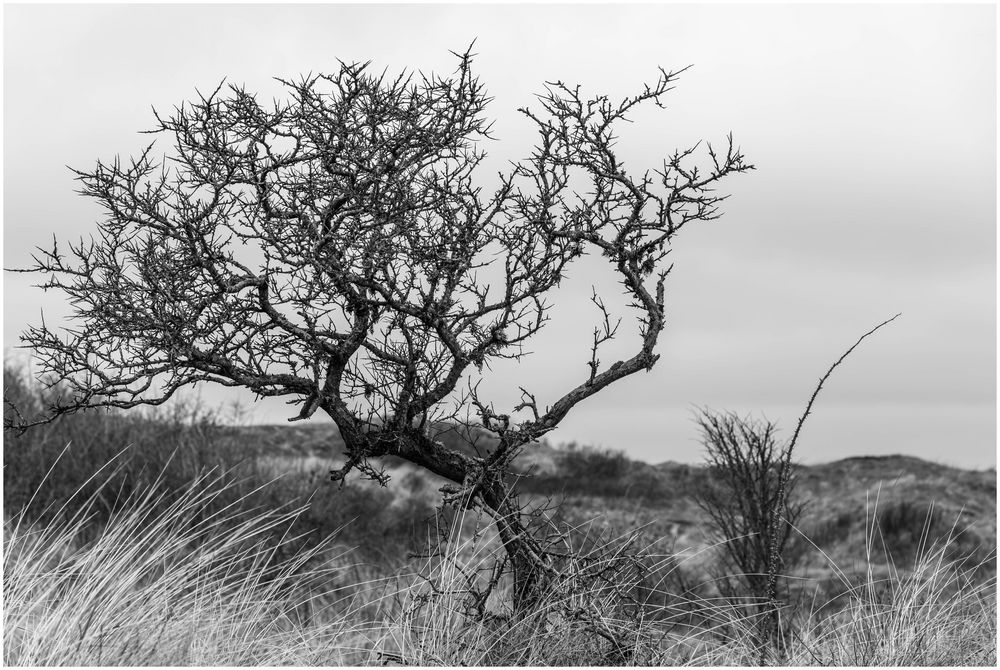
xmin=3 ymin=365 xmax=995 ymax=666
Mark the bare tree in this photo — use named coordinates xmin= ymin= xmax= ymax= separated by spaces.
xmin=10 ymin=47 xmax=752 ymax=611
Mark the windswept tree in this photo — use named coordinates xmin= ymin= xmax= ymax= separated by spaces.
xmin=10 ymin=48 xmax=752 ymax=610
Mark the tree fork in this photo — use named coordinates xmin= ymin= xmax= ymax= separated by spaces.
xmin=330 ymin=417 xmax=553 ymax=614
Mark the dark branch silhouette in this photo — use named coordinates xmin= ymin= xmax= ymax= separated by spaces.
xmin=10 ymin=47 xmax=752 ymax=611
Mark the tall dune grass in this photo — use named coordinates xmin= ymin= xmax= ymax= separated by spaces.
xmin=2 ymin=461 xmax=395 ymax=666
xmin=785 ymin=499 xmax=997 ymax=666
xmin=4 ymin=451 xmax=995 ymax=665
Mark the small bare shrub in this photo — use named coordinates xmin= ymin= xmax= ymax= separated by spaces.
xmin=693 ymin=314 xmax=900 ymax=661
xmin=694 ymin=410 xmax=806 ymax=657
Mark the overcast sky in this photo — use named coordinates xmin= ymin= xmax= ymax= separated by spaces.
xmin=3 ymin=4 xmax=995 ymax=468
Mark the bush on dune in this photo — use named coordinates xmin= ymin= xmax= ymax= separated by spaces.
xmin=4 ymin=363 xmax=437 ymax=570
xmin=4 ymin=364 xmax=244 ymax=526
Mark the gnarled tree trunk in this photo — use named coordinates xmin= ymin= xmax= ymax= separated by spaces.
xmin=329 ymin=413 xmax=553 ymax=614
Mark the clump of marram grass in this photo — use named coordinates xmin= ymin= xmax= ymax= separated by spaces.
xmin=2 ymin=457 xmax=397 ymax=666
xmin=783 ymin=501 xmax=997 ymax=666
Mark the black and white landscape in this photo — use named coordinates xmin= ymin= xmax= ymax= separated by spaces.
xmin=3 ymin=4 xmax=995 ymax=666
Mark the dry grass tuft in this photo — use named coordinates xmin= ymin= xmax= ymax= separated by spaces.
xmin=3 ymin=461 xmax=392 ymax=666
xmin=785 ymin=499 xmax=997 ymax=666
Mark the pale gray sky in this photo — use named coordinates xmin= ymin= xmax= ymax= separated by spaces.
xmin=4 ymin=4 xmax=996 ymax=468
